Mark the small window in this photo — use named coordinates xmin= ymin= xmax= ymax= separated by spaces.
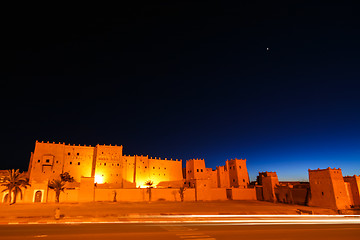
xmin=56 ymin=161 xmax=58 ymax=163
xmin=70 ymin=162 xmax=72 ymax=165
xmin=322 ymin=192 xmax=324 ymax=196
xmin=78 ymin=162 xmax=80 ymax=165
xmin=104 ymin=163 xmax=106 ymax=166
xmin=239 ymin=166 xmax=241 ymax=169
xmin=145 ymin=166 xmax=147 ymax=168
xmin=201 ymin=169 xmax=203 ymax=172
xmin=197 ymin=169 xmax=199 ymax=172
xmin=46 ymin=159 xmax=50 ymax=163
xmin=233 ymin=179 xmax=235 ymax=182
xmin=37 ymin=159 xmax=40 ymax=163
xmin=117 ymin=164 xmax=119 ymax=166
xmin=153 ymin=167 xmax=155 ymax=169
xmin=164 ymin=168 xmax=166 ymax=170
xmin=77 ymin=153 xmax=79 ymax=156
xmin=68 ymin=152 xmax=70 ymax=155
xmin=243 ymin=179 xmax=245 ymax=182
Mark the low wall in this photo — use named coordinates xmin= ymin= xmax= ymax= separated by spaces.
xmin=231 ymin=188 xmax=256 ymax=200
xmin=47 ymin=189 xmax=80 ymax=203
xmin=255 ymin=186 xmax=264 ymax=201
xmin=291 ymin=188 xmax=309 ymax=205
xmin=184 ymin=188 xmax=195 ymax=201
xmin=95 ymin=188 xmax=194 ymax=202
xmin=209 ymin=188 xmax=227 ymax=201
xmin=95 ymin=189 xmax=147 ymax=202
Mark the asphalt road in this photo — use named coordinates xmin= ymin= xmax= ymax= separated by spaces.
xmin=1 ymin=222 xmax=360 ymax=240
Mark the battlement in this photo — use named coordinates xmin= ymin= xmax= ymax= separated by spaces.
xmin=149 ymin=156 xmax=181 ymax=161
xmin=227 ymin=158 xmax=247 ymax=161
xmin=308 ymin=167 xmax=342 ymax=172
xmin=35 ymin=140 xmax=125 ymax=148
xmin=187 ymin=158 xmax=205 ymax=161
xmin=259 ymin=171 xmax=278 ymax=177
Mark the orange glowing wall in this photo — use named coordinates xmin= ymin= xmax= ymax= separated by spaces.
xmin=308 ymin=168 xmax=351 ymax=210
xmin=260 ymin=171 xmax=279 ymax=202
xmin=343 ymin=175 xmax=360 ymax=207
xmin=216 ymin=165 xmax=230 ymax=188
xmin=185 ymin=159 xmax=207 ymax=181
xmin=93 ymin=144 xmax=124 ymax=185
xmin=226 ymin=159 xmax=250 ymax=188
xmin=134 ymin=156 xmax=183 ymax=188
xmin=29 ymin=141 xmax=94 ymax=183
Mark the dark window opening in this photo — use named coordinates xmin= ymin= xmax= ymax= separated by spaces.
xmin=77 ymin=153 xmax=79 ymax=156
xmin=197 ymin=169 xmax=199 ymax=172
xmin=201 ymin=169 xmax=203 ymax=172
xmin=70 ymin=162 xmax=72 ymax=165
xmin=78 ymin=162 xmax=80 ymax=165
xmin=68 ymin=152 xmax=70 ymax=155
xmin=37 ymin=159 xmax=40 ymax=163
xmin=46 ymin=159 xmax=50 ymax=163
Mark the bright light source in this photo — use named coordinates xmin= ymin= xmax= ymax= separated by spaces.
xmin=95 ymin=174 xmax=104 ymax=184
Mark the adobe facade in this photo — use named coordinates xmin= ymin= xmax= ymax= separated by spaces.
xmin=256 ymin=168 xmax=359 ymax=210
xmin=29 ymin=141 xmax=183 ymax=188
xmin=1 ymin=141 xmax=256 ymax=203
xmin=2 ymin=140 xmax=358 ymax=210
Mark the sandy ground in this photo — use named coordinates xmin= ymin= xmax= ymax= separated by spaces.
xmin=0 ymin=200 xmax=339 ymax=222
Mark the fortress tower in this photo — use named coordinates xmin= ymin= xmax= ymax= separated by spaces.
xmin=257 ymin=171 xmax=279 ymax=202
xmin=308 ymin=168 xmax=351 ymax=209
xmin=185 ymin=159 xmax=217 ymax=188
xmin=226 ymin=159 xmax=250 ymax=188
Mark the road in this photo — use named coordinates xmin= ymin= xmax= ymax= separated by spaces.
xmin=1 ymin=216 xmax=360 ymax=240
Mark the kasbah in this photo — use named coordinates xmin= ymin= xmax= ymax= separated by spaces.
xmin=1 ymin=140 xmax=359 ymax=211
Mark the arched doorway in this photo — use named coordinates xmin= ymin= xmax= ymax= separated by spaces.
xmin=34 ymin=191 xmax=42 ymax=203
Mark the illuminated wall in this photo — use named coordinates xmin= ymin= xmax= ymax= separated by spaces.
xmin=308 ymin=168 xmax=351 ymax=209
xmin=226 ymin=159 xmax=250 ymax=188
xmin=186 ymin=158 xmax=250 ymax=189
xmin=343 ymin=175 xmax=360 ymax=207
xmin=29 ymin=141 xmax=94 ymax=183
xmin=29 ymin=141 xmax=183 ymax=188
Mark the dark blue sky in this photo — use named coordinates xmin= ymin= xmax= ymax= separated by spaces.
xmin=2 ymin=2 xmax=360 ymax=181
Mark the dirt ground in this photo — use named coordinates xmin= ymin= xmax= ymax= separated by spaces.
xmin=0 ymin=200 xmax=338 ymax=222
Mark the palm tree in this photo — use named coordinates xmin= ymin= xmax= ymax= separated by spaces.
xmin=12 ymin=177 xmax=30 ymax=204
xmin=145 ymin=180 xmax=154 ymax=202
xmin=48 ymin=179 xmax=65 ymax=203
xmin=1 ymin=169 xmax=30 ymax=204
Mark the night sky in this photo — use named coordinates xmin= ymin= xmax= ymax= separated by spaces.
xmin=2 ymin=2 xmax=360 ymax=181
